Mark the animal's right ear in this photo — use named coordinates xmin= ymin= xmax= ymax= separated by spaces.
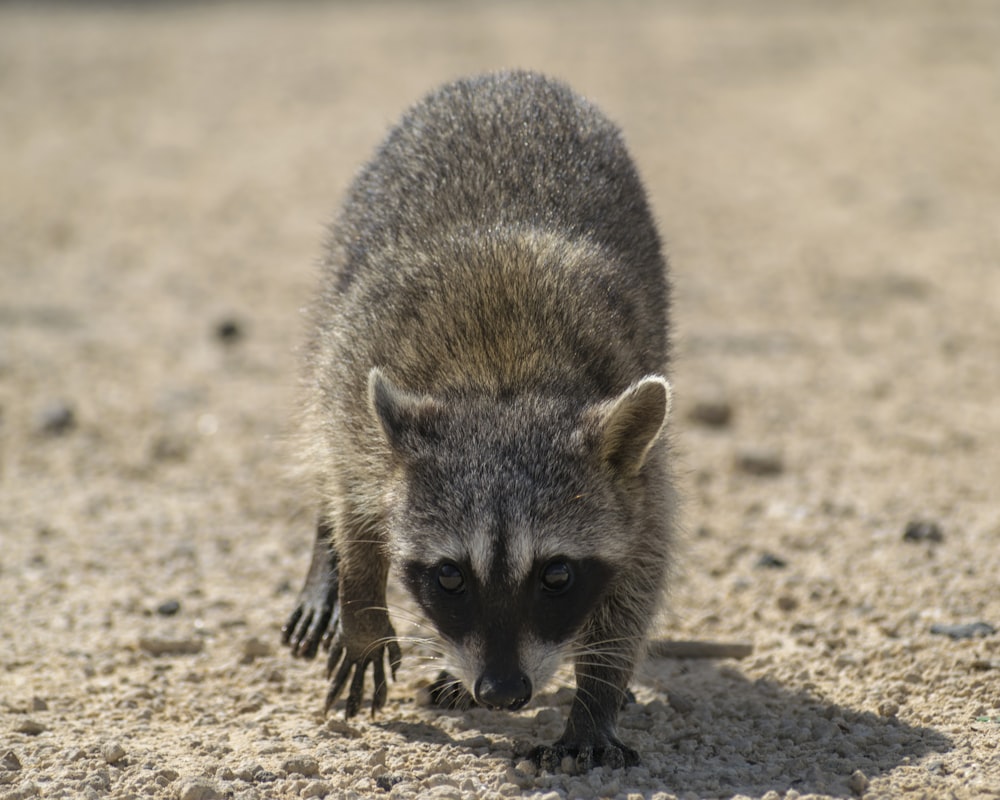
xmin=368 ymin=367 xmax=443 ymax=458
xmin=583 ymin=375 xmax=672 ymax=478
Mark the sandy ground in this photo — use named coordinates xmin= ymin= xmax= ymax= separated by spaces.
xmin=3 ymin=2 xmax=1000 ymax=798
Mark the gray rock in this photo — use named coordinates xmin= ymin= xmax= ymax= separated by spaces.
xmin=930 ymin=621 xmax=996 ymax=640
xmin=735 ymin=446 xmax=784 ymax=476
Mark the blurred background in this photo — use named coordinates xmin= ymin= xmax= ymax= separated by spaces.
xmin=4 ymin=0 xmax=998 ymax=545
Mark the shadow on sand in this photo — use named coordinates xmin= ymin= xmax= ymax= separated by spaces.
xmin=376 ymin=660 xmax=951 ymax=798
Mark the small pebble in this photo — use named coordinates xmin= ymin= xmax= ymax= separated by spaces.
xmin=241 ymin=636 xmax=272 ymax=663
xmin=31 ymin=697 xmax=48 ymax=712
xmin=301 ymin=781 xmax=332 ymax=798
xmin=513 ymin=759 xmax=536 ymax=777
xmin=776 ymin=594 xmax=799 ymax=612
xmin=375 ymin=773 xmax=403 ymax=792
xmin=175 ymin=777 xmax=222 ymax=800
xmin=281 ymin=755 xmax=319 ymax=777
xmin=215 ymin=318 xmax=243 ymax=344
xmin=102 ymin=741 xmax=127 ymax=765
xmin=150 ymin=434 xmax=189 ymax=462
xmin=735 ymin=446 xmax=784 ymax=476
xmin=877 ymin=700 xmax=900 ymax=718
xmin=36 ymin=402 xmax=75 ymax=436
xmin=322 ymin=718 xmax=362 ymax=738
xmin=138 ymin=636 xmax=204 ymax=656
xmin=15 ymin=719 xmax=45 ymax=736
xmin=1 ymin=751 xmax=22 ymax=771
xmin=689 ymin=397 xmax=733 ymax=428
xmin=234 ymin=763 xmax=261 ymax=782
xmin=925 ymin=759 xmax=946 ymax=775
xmin=667 ymin=691 xmax=696 ymax=714
xmin=903 ymin=519 xmax=944 ymax=543
xmin=156 ymin=600 xmax=181 ymax=617
xmin=755 ymin=552 xmax=788 ymax=569
xmin=929 ymin=621 xmax=996 ymax=640
xmin=848 ymin=769 xmax=869 ymax=795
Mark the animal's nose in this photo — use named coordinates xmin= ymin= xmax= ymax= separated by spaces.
xmin=474 ymin=672 xmax=532 ymax=711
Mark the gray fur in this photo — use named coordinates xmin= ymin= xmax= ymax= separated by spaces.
xmin=282 ymin=70 xmax=676 ymax=771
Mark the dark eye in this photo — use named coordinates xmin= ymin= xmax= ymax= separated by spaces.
xmin=437 ymin=563 xmax=465 ymax=594
xmin=541 ymin=561 xmax=573 ymax=594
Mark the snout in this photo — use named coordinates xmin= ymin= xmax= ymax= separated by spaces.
xmin=474 ymin=671 xmax=532 ymax=711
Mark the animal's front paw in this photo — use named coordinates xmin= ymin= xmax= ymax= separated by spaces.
xmin=324 ymin=618 xmax=403 ymax=717
xmin=532 ymin=737 xmax=640 ymax=772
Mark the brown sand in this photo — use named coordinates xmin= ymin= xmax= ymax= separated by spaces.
xmin=2 ymin=2 xmax=999 ymax=798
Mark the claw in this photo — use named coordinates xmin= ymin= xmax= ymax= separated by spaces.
xmin=325 ymin=640 xmax=345 ymax=680
xmin=575 ymin=746 xmax=595 ymax=772
xmin=372 ymin=655 xmax=388 ymax=714
xmin=323 ymin=680 xmax=341 ymax=716
xmin=531 ymin=740 xmax=638 ymax=772
xmin=345 ymin=660 xmax=367 ymax=718
xmin=388 ymin=640 xmax=402 ymax=679
xmin=300 ymin=610 xmax=329 ymax=658
xmin=281 ymin=608 xmax=303 ymax=646
xmin=283 ymin=598 xmax=336 ymax=660
xmin=325 ymin=653 xmax=353 ymax=715
xmin=532 ymin=744 xmax=565 ymax=773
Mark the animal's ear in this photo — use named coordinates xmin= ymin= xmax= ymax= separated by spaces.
xmin=585 ymin=376 xmax=671 ymax=477
xmin=368 ymin=367 xmax=443 ymax=457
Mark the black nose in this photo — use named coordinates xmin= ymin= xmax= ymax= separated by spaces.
xmin=474 ymin=672 xmax=532 ymax=711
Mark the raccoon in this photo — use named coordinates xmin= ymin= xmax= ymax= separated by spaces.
xmin=281 ymin=70 xmax=675 ymax=771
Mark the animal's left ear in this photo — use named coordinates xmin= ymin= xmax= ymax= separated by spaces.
xmin=369 ymin=367 xmax=444 ymax=459
xmin=585 ymin=376 xmax=672 ymax=476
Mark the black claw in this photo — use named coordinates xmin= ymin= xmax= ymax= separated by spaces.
xmin=532 ymin=745 xmax=565 ymax=773
xmin=321 ymin=625 xmax=335 ymax=651
xmin=281 ymin=608 xmax=302 ymax=646
xmin=328 ymin=653 xmax=352 ymax=707
xmin=532 ymin=740 xmax=639 ymax=772
xmin=302 ymin=611 xmax=330 ymax=657
xmin=295 ymin=618 xmax=315 ymax=657
xmin=372 ymin=656 xmax=388 ymax=713
xmin=388 ymin=640 xmax=403 ymax=678
xmin=618 ymin=745 xmax=640 ymax=768
xmin=325 ymin=639 xmax=344 ymax=680
xmin=346 ymin=661 xmax=367 ymax=718
xmin=283 ymin=599 xmax=337 ymax=660
xmin=323 ymin=680 xmax=340 ymax=716
xmin=310 ymin=606 xmax=399 ymax=719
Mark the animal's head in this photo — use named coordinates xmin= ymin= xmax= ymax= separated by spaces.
xmin=368 ymin=367 xmax=671 ymax=710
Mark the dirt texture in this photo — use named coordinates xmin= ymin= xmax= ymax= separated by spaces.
xmin=2 ymin=2 xmax=999 ymax=799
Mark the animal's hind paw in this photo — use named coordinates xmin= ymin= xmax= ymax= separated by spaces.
xmin=280 ymin=525 xmax=339 ymax=660
xmin=281 ymin=589 xmax=338 ymax=660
